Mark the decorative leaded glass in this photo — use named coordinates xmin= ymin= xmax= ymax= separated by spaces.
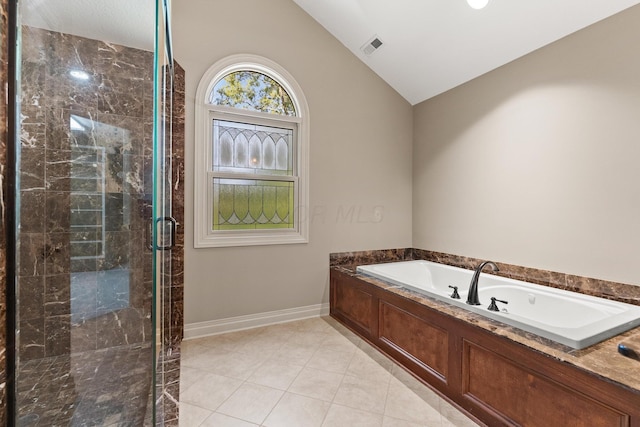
xmin=213 ymin=178 xmax=295 ymax=230
xmin=213 ymin=120 xmax=293 ymax=175
xmin=210 ymin=71 xmax=296 ymax=116
xmin=211 ymin=119 xmax=296 ymax=231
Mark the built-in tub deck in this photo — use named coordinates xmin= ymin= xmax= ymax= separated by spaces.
xmin=331 ymin=253 xmax=640 ymax=425
xmin=330 ymin=249 xmax=640 ymax=395
xmin=356 ymin=260 xmax=640 ymax=349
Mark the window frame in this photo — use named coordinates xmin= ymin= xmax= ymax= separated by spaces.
xmin=194 ymin=54 xmax=309 ymax=248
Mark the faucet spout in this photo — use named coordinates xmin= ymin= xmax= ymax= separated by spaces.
xmin=466 ymin=261 xmax=499 ymax=305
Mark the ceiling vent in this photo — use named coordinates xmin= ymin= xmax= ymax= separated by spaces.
xmin=361 ymin=35 xmax=383 ymax=56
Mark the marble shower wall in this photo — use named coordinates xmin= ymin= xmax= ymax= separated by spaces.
xmin=1 ymin=0 xmax=9 ymax=423
xmin=18 ymin=26 xmax=155 ymax=361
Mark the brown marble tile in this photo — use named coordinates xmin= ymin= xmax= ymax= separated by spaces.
xmin=17 ymin=276 xmax=45 ymax=319
xmin=20 ymin=190 xmax=46 ymax=232
xmin=44 ymin=314 xmax=71 ymax=357
xmin=43 ymin=232 xmax=71 ymax=276
xmin=97 ymin=74 xmax=144 ymax=117
xmin=329 ymin=248 xmax=412 ymax=269
xmin=44 ymin=274 xmax=71 ymax=316
xmin=93 ymin=40 xmax=153 ymax=84
xmin=18 ymin=233 xmax=46 ymax=277
xmin=11 ymin=25 xmax=184 ymax=425
xmin=16 ymin=343 xmax=153 ymax=426
xmin=18 ymin=317 xmax=45 ymax=360
xmin=19 ymin=147 xmax=45 ymax=189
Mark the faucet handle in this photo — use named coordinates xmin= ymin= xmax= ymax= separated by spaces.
xmin=448 ymin=285 xmax=460 ymax=299
xmin=488 ymin=297 xmax=508 ymax=312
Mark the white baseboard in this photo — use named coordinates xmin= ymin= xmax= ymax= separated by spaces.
xmin=183 ymin=303 xmax=330 ymax=340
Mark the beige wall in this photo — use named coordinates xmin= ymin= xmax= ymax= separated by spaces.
xmin=174 ymin=0 xmax=413 ymax=323
xmin=413 ymin=6 xmax=640 ymax=286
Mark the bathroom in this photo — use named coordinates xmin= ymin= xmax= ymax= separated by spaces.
xmin=1 ymin=0 xmax=640 ymax=425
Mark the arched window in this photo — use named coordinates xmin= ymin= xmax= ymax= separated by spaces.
xmin=194 ymin=54 xmax=309 ymax=247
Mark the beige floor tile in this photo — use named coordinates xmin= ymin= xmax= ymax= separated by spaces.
xmin=306 ymin=347 xmax=355 ymax=374
xmin=384 ymin=377 xmax=441 ymax=425
xmin=382 ymin=416 xmax=425 ymax=427
xmin=262 ymin=392 xmax=331 ymax=427
xmin=178 ymin=402 xmax=212 ymax=427
xmin=288 ymin=367 xmax=344 ymax=402
xmin=346 ymin=349 xmax=393 ymax=384
xmin=321 ymin=332 xmax=361 ymax=353
xmin=234 ymin=332 xmax=289 ymax=356
xmin=201 ymin=413 xmax=259 ymax=427
xmin=295 ymin=317 xmax=336 ymax=333
xmin=440 ymin=399 xmax=480 ymax=427
xmin=358 ymin=341 xmax=396 ymax=369
xmin=254 ymin=321 xmax=300 ymax=339
xmin=180 ymin=346 xmax=234 ymax=371
xmin=188 ymin=330 xmax=258 ymax=352
xmin=180 ymin=366 xmax=206 ymax=394
xmin=247 ymin=359 xmax=303 ymax=390
xmin=191 ymin=350 xmax=266 ymax=380
xmin=216 ymin=383 xmax=284 ymax=424
xmin=179 ymin=318 xmax=478 ymax=426
xmin=321 ymin=404 xmax=384 ymax=427
xmin=333 ymin=374 xmax=390 ymax=414
xmin=269 ymin=340 xmax=319 ymax=366
xmin=389 ymin=370 xmax=441 ymax=409
xmin=180 ymin=372 xmax=243 ymax=412
xmin=287 ymin=330 xmax=332 ymax=347
xmin=180 ymin=340 xmax=209 ymax=357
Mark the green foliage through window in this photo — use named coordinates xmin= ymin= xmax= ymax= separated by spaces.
xmin=213 ymin=179 xmax=294 ymax=230
xmin=211 ymin=71 xmax=296 ymax=116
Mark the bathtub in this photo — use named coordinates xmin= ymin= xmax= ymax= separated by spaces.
xmin=356 ymin=260 xmax=640 ymax=349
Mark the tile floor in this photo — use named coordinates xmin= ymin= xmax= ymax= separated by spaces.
xmin=179 ymin=316 xmax=481 ymax=427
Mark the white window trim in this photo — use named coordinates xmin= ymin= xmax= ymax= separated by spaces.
xmin=194 ymin=54 xmax=309 ymax=248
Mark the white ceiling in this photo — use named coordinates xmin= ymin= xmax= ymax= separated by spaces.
xmin=293 ymin=0 xmax=640 ymax=105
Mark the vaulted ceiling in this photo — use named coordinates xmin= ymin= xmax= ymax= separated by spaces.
xmin=292 ymin=0 xmax=640 ymax=104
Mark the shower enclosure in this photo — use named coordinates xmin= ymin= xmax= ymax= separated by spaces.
xmin=7 ymin=0 xmax=184 ymax=425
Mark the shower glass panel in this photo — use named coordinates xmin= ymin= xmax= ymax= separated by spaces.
xmin=12 ymin=0 xmax=171 ymax=424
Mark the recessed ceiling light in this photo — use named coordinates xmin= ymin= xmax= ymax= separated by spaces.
xmin=69 ymin=70 xmax=90 ymax=80
xmin=467 ymin=0 xmax=489 ymax=10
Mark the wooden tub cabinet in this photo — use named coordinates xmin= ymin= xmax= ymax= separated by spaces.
xmin=330 ymin=269 xmax=640 ymax=427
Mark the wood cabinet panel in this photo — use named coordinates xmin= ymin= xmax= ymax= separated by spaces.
xmin=379 ymin=301 xmax=449 ymax=381
xmin=331 ymin=272 xmax=375 ymax=336
xmin=462 ymin=341 xmax=629 ymax=427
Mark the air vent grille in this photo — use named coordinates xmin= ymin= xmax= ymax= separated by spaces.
xmin=361 ymin=36 xmax=383 ymax=56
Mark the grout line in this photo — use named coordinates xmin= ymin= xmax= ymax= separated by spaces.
xmin=180 ymin=318 xmax=478 ymax=426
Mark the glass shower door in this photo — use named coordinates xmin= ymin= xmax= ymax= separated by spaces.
xmin=153 ymin=0 xmax=180 ymax=424
xmin=11 ymin=0 xmax=173 ymax=424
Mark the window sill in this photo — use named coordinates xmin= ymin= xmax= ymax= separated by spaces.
xmin=194 ymin=230 xmax=308 ymax=248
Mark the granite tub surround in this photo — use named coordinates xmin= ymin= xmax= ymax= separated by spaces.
xmin=330 ymin=248 xmax=640 ymax=395
xmin=329 ymin=248 xmax=413 ymax=268
xmin=331 ymin=248 xmax=640 ymax=306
